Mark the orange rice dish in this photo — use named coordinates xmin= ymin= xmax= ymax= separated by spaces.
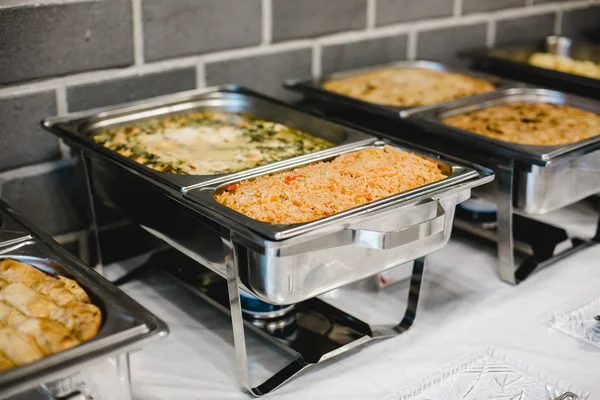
xmin=215 ymin=146 xmax=446 ymax=224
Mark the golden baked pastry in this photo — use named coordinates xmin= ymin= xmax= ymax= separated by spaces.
xmin=322 ymin=68 xmax=496 ymax=107
xmin=442 ymin=102 xmax=600 ymax=146
xmin=0 ymin=259 xmax=102 ymax=371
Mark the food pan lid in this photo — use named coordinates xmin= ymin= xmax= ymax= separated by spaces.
xmin=0 ymin=202 xmax=168 ymax=398
xmin=402 ymin=87 xmax=600 ymax=166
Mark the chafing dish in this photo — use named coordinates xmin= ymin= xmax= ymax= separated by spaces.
xmin=401 ymin=87 xmax=600 ymax=284
xmin=464 ymin=36 xmax=600 ymax=100
xmin=52 ymin=85 xmax=373 ymax=192
xmin=284 ymin=60 xmax=515 ymax=117
xmin=43 ymin=85 xmax=492 ymax=304
xmin=0 ymin=201 xmax=167 ymax=400
xmin=43 ymin=85 xmax=492 ymax=396
xmin=401 ymin=87 xmax=600 ymax=214
xmin=184 ymin=140 xmax=487 ymax=304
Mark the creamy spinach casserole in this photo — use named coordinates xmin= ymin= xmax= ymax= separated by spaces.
xmin=91 ymin=111 xmax=335 ymax=175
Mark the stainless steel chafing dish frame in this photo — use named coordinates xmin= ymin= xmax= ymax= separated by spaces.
xmin=0 ymin=201 xmax=168 ymax=400
xmin=401 ymin=87 xmax=600 ymax=208
xmin=42 ymin=86 xmax=494 ymax=396
xmin=43 ymin=85 xmax=374 ymax=192
xmin=400 ymin=87 xmax=600 ymax=285
xmin=284 ymin=59 xmax=518 ymax=116
xmin=462 ymin=35 xmax=600 ymax=100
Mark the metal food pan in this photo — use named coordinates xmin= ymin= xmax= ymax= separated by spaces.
xmin=74 ymin=124 xmax=492 ymax=304
xmin=43 ymin=85 xmax=374 ymax=192
xmin=186 ymin=140 xmax=480 ymax=241
xmin=181 ymin=140 xmax=492 ymax=304
xmin=284 ymin=60 xmax=515 ymax=116
xmin=0 ymin=204 xmax=167 ymax=399
xmin=0 ymin=209 xmax=33 ymax=248
xmin=463 ymin=36 xmax=600 ymax=99
xmin=402 ymin=87 xmax=600 ymax=214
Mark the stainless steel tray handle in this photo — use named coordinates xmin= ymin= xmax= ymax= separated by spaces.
xmin=351 ymin=205 xmax=445 ymax=249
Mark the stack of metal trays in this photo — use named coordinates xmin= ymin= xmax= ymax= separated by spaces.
xmin=43 ymin=85 xmax=493 ymax=305
xmin=401 ymin=87 xmax=600 ymax=214
xmin=284 ymin=60 xmax=517 ymax=120
xmin=0 ymin=202 xmax=167 ymax=400
xmin=464 ymin=36 xmax=600 ymax=100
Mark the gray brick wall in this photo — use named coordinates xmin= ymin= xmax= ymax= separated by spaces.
xmin=0 ymin=0 xmax=596 ymax=260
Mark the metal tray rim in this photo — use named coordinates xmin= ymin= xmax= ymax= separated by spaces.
xmin=284 ymin=59 xmax=517 ymax=113
xmin=43 ymin=85 xmax=375 ymax=192
xmin=0 ymin=204 xmax=168 ymax=398
xmin=467 ymin=37 xmax=600 ymax=88
xmin=185 ymin=139 xmax=483 ymax=241
xmin=401 ymin=87 xmax=600 ymax=164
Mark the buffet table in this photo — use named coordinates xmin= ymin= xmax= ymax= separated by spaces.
xmin=119 ymin=200 xmax=600 ymax=399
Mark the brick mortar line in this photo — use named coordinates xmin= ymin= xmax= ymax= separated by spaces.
xmin=366 ymin=0 xmax=376 ymax=30
xmin=554 ymin=10 xmax=563 ymax=35
xmin=486 ymin=20 xmax=496 ymax=48
xmin=0 ymin=0 xmax=594 ymax=100
xmin=54 ymin=87 xmax=72 ymax=160
xmin=261 ymin=0 xmax=272 ymax=45
xmin=314 ymin=0 xmax=591 ymax=46
xmin=311 ymin=44 xmax=322 ymax=77
xmin=131 ymin=0 xmax=144 ymax=66
xmin=195 ymin=63 xmax=207 ymax=88
xmin=407 ymin=30 xmax=418 ymax=60
xmin=454 ymin=0 xmax=463 ymax=17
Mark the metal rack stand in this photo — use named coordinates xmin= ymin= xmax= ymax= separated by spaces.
xmin=161 ymin=244 xmax=426 ymax=397
xmin=456 ymin=159 xmax=600 ymax=284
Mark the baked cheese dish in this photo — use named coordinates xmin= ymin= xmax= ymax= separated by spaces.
xmin=322 ymin=68 xmax=496 ymax=107
xmin=442 ymin=102 xmax=600 ymax=146
xmin=215 ymin=146 xmax=446 ymax=224
xmin=91 ymin=111 xmax=335 ymax=176
xmin=0 ymin=259 xmax=101 ymax=371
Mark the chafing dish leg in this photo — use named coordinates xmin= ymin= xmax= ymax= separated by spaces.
xmin=495 ymin=162 xmax=517 ymax=284
xmin=371 ymin=256 xmax=425 ymax=338
xmin=593 ymin=210 xmax=600 ymax=243
xmin=77 ymin=152 xmax=103 ymax=275
xmin=224 ymin=240 xmax=310 ymax=397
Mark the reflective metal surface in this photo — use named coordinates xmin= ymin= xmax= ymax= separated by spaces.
xmin=70 ymin=134 xmax=490 ymax=304
xmin=161 ymin=248 xmax=426 ymax=397
xmin=43 ymin=85 xmax=374 ymax=192
xmin=0 ymin=202 xmax=167 ymax=399
xmin=403 ymin=87 xmax=600 ymax=214
xmin=465 ymin=158 xmax=599 ymax=285
xmin=43 ymin=86 xmax=492 ymax=304
xmin=546 ymin=36 xmax=572 ymax=57
xmin=464 ymin=35 xmax=600 ymax=99
xmin=186 ymin=140 xmax=479 ymax=241
xmin=402 ymin=87 xmax=600 ymax=165
xmin=284 ymin=60 xmax=514 ymax=117
xmin=290 ymin=94 xmax=600 ymax=285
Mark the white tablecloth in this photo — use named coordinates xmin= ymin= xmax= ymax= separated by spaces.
xmin=121 ymin=200 xmax=600 ymax=399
